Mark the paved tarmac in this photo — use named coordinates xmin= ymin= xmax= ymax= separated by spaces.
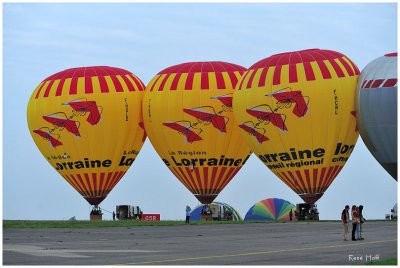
xmin=3 ymin=221 xmax=397 ymax=265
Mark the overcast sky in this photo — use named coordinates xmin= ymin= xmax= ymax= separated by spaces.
xmin=3 ymin=2 xmax=397 ymax=221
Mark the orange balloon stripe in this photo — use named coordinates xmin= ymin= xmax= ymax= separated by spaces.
xmin=320 ymin=166 xmax=335 ymax=192
xmin=63 ymin=171 xmax=127 ymax=200
xmin=276 ymin=165 xmax=344 ymax=196
xmin=193 ymin=167 xmax=204 ymax=190
xmin=84 ymin=174 xmax=95 ymax=197
xmin=216 ymin=167 xmax=237 ymax=191
xmin=172 ymin=166 xmax=241 ymax=196
xmin=63 ymin=174 xmax=84 ymax=194
xmin=215 ymin=167 xmax=228 ymax=191
xmin=172 ymin=167 xmax=193 ymax=192
xmin=325 ymin=166 xmax=343 ymax=190
xmin=185 ymin=167 xmax=202 ymax=192
xmin=107 ymin=171 xmax=125 ymax=192
xmin=101 ymin=172 xmax=113 ymax=193
xmin=148 ymin=71 xmax=244 ymax=91
xmin=279 ymin=171 xmax=299 ymax=192
xmin=202 ymin=167 xmax=209 ymax=191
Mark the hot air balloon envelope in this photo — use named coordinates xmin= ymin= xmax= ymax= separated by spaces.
xmin=233 ymin=49 xmax=360 ymax=204
xmin=143 ymin=62 xmax=251 ymax=204
xmin=244 ymin=198 xmax=295 ymax=221
xmin=356 ymin=53 xmax=397 ymax=180
xmin=27 ymin=66 xmax=146 ymax=206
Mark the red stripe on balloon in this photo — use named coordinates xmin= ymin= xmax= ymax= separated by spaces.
xmin=246 ymin=70 xmax=258 ymax=88
xmin=170 ymin=73 xmax=182 ymax=90
xmin=110 ymin=75 xmax=123 ymax=92
xmin=98 ymin=76 xmax=109 ymax=93
xmin=258 ymin=67 xmax=269 ymax=87
xmin=304 ymin=169 xmax=312 ymax=192
xmin=313 ymin=168 xmax=319 ymax=193
xmin=337 ymin=57 xmax=355 ymax=76
xmin=185 ymin=73 xmax=194 ymax=90
xmin=228 ymin=71 xmax=240 ymax=87
xmin=85 ymin=76 xmax=93 ymax=94
xmin=272 ymin=65 xmax=282 ymax=85
xmin=203 ymin=167 xmax=209 ymax=193
xmin=288 ymin=64 xmax=298 ymax=83
xmin=43 ymin=80 xmax=55 ymax=98
xmin=201 ymin=72 xmax=209 ymax=90
xmin=120 ymin=75 xmax=135 ymax=91
xmin=215 ymin=72 xmax=226 ymax=89
xmin=158 ymin=74 xmax=170 ymax=91
xmin=303 ymin=61 xmax=316 ymax=81
xmin=316 ymin=61 xmax=332 ymax=79
xmin=69 ymin=77 xmax=78 ymax=95
xmin=382 ymin=78 xmax=397 ymax=87
xmin=328 ymin=59 xmax=345 ymax=78
xmin=149 ymin=75 xmax=162 ymax=92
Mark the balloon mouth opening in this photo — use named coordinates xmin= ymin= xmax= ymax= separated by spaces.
xmin=85 ymin=196 xmax=106 ymax=206
xmin=299 ymin=193 xmax=323 ymax=204
xmin=195 ymin=194 xmax=218 ymax=204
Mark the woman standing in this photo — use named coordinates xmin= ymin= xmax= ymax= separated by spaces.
xmin=351 ymin=205 xmax=360 ymax=241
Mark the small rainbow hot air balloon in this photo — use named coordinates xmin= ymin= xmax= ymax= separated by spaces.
xmin=27 ymin=66 xmax=146 ymax=211
xmin=356 ymin=53 xmax=397 ymax=180
xmin=244 ymin=198 xmax=295 ymax=221
xmin=233 ymin=49 xmax=360 ymax=204
xmin=143 ymin=61 xmax=251 ymax=204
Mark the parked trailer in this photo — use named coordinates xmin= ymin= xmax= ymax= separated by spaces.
xmin=116 ymin=205 xmax=142 ymax=220
xmin=199 ymin=203 xmax=234 ymax=221
xmin=295 ymin=203 xmax=319 ymax=221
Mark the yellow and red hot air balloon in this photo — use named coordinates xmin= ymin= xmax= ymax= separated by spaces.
xmin=27 ymin=66 xmax=146 ymax=208
xmin=143 ymin=61 xmax=251 ymax=204
xmin=233 ymin=49 xmax=360 ymax=204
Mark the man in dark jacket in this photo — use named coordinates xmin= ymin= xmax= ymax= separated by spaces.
xmin=341 ymin=205 xmax=350 ymax=241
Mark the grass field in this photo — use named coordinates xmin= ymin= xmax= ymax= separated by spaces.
xmin=3 ymin=219 xmax=392 ymax=229
xmin=3 ymin=219 xmax=251 ymax=228
xmin=366 ymin=257 xmax=397 ymax=265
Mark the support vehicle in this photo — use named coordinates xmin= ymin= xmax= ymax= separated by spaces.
xmin=116 ymin=205 xmax=142 ymax=220
xmin=295 ymin=203 xmax=319 ymax=221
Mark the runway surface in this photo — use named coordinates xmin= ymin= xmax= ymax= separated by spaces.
xmin=3 ymin=221 xmax=397 ymax=265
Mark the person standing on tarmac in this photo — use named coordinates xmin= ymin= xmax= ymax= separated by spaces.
xmin=185 ymin=205 xmax=191 ymax=224
xmin=351 ymin=205 xmax=360 ymax=241
xmin=359 ymin=205 xmax=365 ymax=240
xmin=341 ymin=205 xmax=350 ymax=241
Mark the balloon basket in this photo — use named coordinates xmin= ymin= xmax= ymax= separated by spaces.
xmin=90 ymin=205 xmax=103 ymax=221
xmin=90 ymin=214 xmax=102 ymax=221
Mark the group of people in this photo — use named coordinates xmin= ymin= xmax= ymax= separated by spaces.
xmin=341 ymin=205 xmax=365 ymax=241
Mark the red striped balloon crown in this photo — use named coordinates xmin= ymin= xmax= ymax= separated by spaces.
xmin=33 ymin=66 xmax=145 ymax=99
xmin=146 ymin=61 xmax=246 ymax=91
xmin=237 ymin=48 xmax=360 ymax=90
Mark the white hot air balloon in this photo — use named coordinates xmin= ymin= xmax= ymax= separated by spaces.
xmin=356 ymin=53 xmax=397 ymax=180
